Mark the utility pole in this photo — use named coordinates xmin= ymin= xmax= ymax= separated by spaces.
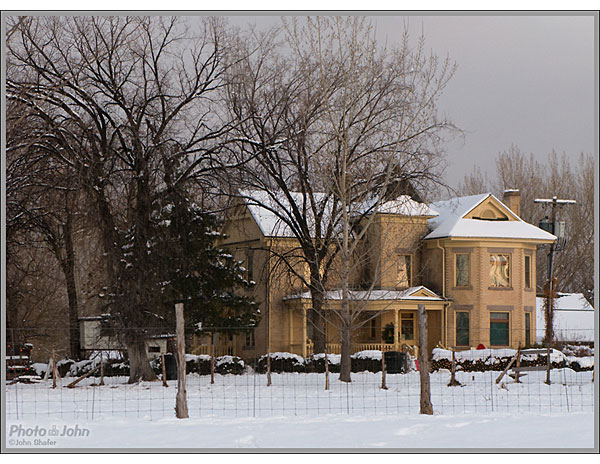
xmin=534 ymin=196 xmax=576 ymax=348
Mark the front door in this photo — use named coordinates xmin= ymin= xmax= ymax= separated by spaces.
xmin=400 ymin=312 xmax=416 ymax=346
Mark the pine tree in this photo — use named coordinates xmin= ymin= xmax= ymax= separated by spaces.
xmin=150 ymin=193 xmax=260 ymax=334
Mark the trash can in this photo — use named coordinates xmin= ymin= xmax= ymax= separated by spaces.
xmin=384 ymin=351 xmax=408 ymax=374
xmin=163 ymin=353 xmax=178 ymax=380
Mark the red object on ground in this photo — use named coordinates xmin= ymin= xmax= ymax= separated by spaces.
xmin=476 ymin=343 xmax=486 ymax=350
xmin=415 ymin=359 xmax=419 ymax=371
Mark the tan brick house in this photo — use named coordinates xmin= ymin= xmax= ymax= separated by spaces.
xmin=211 ymin=189 xmax=555 ymax=359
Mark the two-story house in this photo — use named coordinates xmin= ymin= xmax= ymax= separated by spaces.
xmin=211 ymin=189 xmax=555 ymax=359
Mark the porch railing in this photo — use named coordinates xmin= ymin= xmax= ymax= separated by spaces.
xmin=190 ymin=344 xmax=233 ymax=357
xmin=305 ymin=342 xmax=396 ymax=356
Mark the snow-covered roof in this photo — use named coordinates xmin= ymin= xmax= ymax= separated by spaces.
xmin=356 ymin=195 xmax=438 ymax=217
xmin=284 ymin=285 xmax=443 ymax=302
xmin=241 ymin=190 xmax=329 ymax=238
xmin=535 ymin=293 xmax=595 ymax=343
xmin=424 ymin=193 xmax=556 ymax=241
xmin=242 ymin=190 xmax=438 ymax=238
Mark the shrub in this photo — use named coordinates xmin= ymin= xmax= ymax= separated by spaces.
xmin=307 ymin=353 xmax=341 ymax=373
xmin=256 ymin=352 xmax=306 ymax=373
xmin=351 ymin=350 xmax=382 ymax=373
xmin=215 ymin=356 xmax=245 ymax=375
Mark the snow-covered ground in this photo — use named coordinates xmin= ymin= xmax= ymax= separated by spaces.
xmin=5 ymin=412 xmax=595 ymax=449
xmin=5 ymin=369 xmax=595 ymax=449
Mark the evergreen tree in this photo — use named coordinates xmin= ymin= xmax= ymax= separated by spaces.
xmin=150 ymin=193 xmax=260 ymax=334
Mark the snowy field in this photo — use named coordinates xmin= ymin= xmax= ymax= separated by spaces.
xmin=5 ymin=369 xmax=596 ymax=449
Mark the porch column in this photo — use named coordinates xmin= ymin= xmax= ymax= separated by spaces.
xmin=394 ymin=309 xmax=400 ymax=351
xmin=302 ymin=307 xmax=307 ymax=358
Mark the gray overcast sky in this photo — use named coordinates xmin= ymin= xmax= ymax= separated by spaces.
xmin=226 ymin=14 xmax=596 ymax=189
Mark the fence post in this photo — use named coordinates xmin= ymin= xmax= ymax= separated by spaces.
xmin=381 ymin=350 xmax=388 ymax=390
xmin=417 ymin=304 xmax=433 ymax=415
xmin=266 ymin=352 xmax=272 ymax=387
xmin=325 ymin=350 xmax=330 ymax=391
xmin=210 ymin=333 xmax=215 ymax=385
xmin=448 ymin=348 xmax=461 ymax=387
xmin=514 ymin=344 xmax=522 ymax=383
xmin=100 ymin=350 xmax=105 ymax=386
xmin=52 ymin=350 xmax=57 ymax=389
xmin=545 ymin=346 xmax=551 ymax=385
xmin=175 ymin=302 xmax=189 ymax=418
xmin=161 ymin=353 xmax=168 ymax=387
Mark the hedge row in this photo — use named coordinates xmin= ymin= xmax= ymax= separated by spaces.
xmin=253 ymin=351 xmax=395 ymax=374
xmin=39 ymin=349 xmax=593 ymax=378
xmin=43 ymin=354 xmax=246 ymax=378
xmin=430 ymin=353 xmax=593 ymax=373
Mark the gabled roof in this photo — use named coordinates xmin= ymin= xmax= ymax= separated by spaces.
xmin=357 ymin=195 xmax=438 ymax=217
xmin=241 ymin=190 xmax=320 ymax=238
xmin=283 ymin=285 xmax=444 ymax=302
xmin=241 ymin=190 xmax=438 ymax=239
xmin=424 ymin=193 xmax=556 ymax=242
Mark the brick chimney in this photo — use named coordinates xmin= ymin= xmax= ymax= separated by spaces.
xmin=503 ymin=189 xmax=521 ymax=217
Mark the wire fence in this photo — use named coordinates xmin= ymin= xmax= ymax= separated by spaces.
xmin=5 ymin=354 xmax=595 ymax=421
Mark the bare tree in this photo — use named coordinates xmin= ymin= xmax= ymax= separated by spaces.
xmin=6 ymin=95 xmax=86 ymax=359
xmin=309 ymin=17 xmax=455 ymax=381
xmin=458 ymin=148 xmax=594 ymax=304
xmin=7 ymin=16 xmax=239 ymax=382
xmin=225 ymin=17 xmax=456 ymax=379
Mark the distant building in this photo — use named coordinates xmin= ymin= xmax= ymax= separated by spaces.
xmin=78 ymin=316 xmax=172 ymax=359
xmin=536 ymin=293 xmax=595 ymax=344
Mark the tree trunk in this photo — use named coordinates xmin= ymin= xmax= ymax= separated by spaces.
xmin=63 ymin=205 xmax=81 ymax=361
xmin=309 ymin=284 xmax=326 ymax=354
xmin=418 ymin=304 xmax=433 ymax=415
xmin=339 ymin=325 xmax=352 ymax=382
xmin=127 ymin=338 xmax=157 ymax=383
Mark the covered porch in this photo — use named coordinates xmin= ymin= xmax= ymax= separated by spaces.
xmin=284 ymin=286 xmax=448 ymax=357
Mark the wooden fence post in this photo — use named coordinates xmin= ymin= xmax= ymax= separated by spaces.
xmin=161 ymin=353 xmax=168 ymax=387
xmin=545 ymin=346 xmax=551 ymax=385
xmin=52 ymin=350 xmax=57 ymax=389
xmin=99 ymin=350 xmax=105 ymax=386
xmin=514 ymin=344 xmax=522 ymax=383
xmin=381 ymin=350 xmax=388 ymax=390
xmin=175 ymin=303 xmax=189 ymax=418
xmin=66 ymin=364 xmax=101 ymax=388
xmin=210 ymin=333 xmax=215 ymax=385
xmin=448 ymin=348 xmax=461 ymax=387
xmin=266 ymin=352 xmax=272 ymax=387
xmin=325 ymin=350 xmax=330 ymax=391
xmin=417 ymin=304 xmax=433 ymax=415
